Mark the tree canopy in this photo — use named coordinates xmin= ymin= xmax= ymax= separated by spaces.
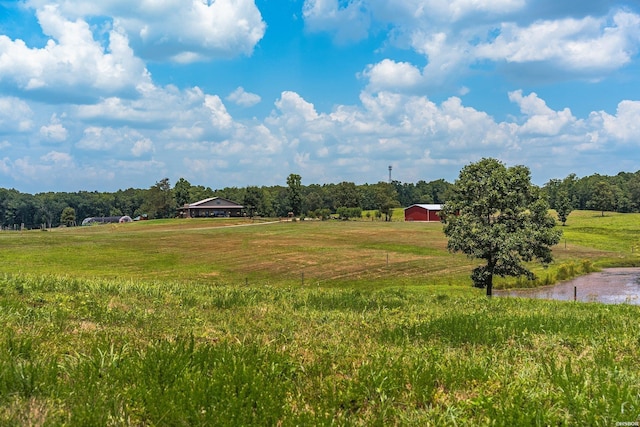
xmin=286 ymin=174 xmax=302 ymax=216
xmin=60 ymin=207 xmax=76 ymax=227
xmin=441 ymin=158 xmax=562 ymax=296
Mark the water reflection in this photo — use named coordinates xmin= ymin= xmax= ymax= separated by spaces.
xmin=495 ymin=268 xmax=640 ymax=305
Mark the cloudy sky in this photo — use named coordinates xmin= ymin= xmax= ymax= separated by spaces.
xmin=1 ymin=0 xmax=640 ymax=193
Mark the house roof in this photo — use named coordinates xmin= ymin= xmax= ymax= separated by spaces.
xmin=182 ymin=197 xmax=244 ymax=209
xmin=405 ymin=204 xmax=443 ymax=211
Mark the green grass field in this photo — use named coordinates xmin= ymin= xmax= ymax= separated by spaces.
xmin=1 ymin=210 xmax=639 ymax=425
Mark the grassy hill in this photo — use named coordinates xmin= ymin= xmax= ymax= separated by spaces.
xmin=0 ymin=211 xmax=639 ymax=425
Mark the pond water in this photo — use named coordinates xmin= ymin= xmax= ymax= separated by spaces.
xmin=495 ymin=268 xmax=640 ymax=305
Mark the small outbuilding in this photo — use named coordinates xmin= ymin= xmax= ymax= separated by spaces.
xmin=177 ymin=197 xmax=244 ymax=218
xmin=404 ymin=204 xmax=443 ymax=222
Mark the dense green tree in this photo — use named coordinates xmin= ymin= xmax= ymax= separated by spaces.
xmin=303 ymin=190 xmax=324 ymax=215
xmin=588 ymin=180 xmax=616 ymax=216
xmin=0 ymin=188 xmax=18 ymax=227
xmin=316 ymin=208 xmax=331 ymax=220
xmin=173 ymin=178 xmax=192 ymax=207
xmin=36 ymin=192 xmax=65 ymax=228
xmin=358 ymin=184 xmax=379 ymax=210
xmin=243 ymin=186 xmax=266 ymax=217
xmin=265 ymin=186 xmax=289 ymax=217
xmin=544 ymin=178 xmax=573 ymax=226
xmin=286 ymin=174 xmax=302 ymax=216
xmin=189 ymin=185 xmax=214 ymax=203
xmin=71 ymin=191 xmax=96 ymax=221
xmin=8 ymin=192 xmax=37 ymax=228
xmin=442 ymin=158 xmax=562 ymax=297
xmin=0 ymin=189 xmax=37 ymax=228
xmin=213 ymin=187 xmax=245 ymax=204
xmin=391 ymin=181 xmax=416 ymax=207
xmin=60 ymin=207 xmax=76 ymax=226
xmin=413 ymin=182 xmax=434 ymax=203
xmin=414 ymin=179 xmax=452 ymax=205
xmin=555 ymin=189 xmax=573 ymax=226
xmin=543 ymin=178 xmax=562 ymax=209
xmin=373 ymin=182 xmax=400 ymax=221
xmin=141 ymin=178 xmax=174 ymax=219
xmin=334 ymin=182 xmax=360 ymax=208
xmin=336 ymin=206 xmax=362 ymax=220
xmin=114 ymin=188 xmax=145 ymax=217
xmin=628 ymin=173 xmax=640 ymax=211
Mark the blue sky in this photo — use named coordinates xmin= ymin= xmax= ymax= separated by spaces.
xmin=1 ymin=0 xmax=640 ymax=193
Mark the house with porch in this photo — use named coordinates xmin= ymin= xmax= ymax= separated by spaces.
xmin=177 ymin=197 xmax=244 ymax=218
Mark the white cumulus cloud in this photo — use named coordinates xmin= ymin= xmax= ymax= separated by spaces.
xmin=39 ymin=114 xmax=68 ymax=142
xmin=41 ymin=151 xmax=73 ymax=165
xmin=131 ymin=138 xmax=154 ymax=157
xmin=303 ymin=0 xmax=372 ymax=43
xmin=0 ymin=98 xmax=33 ymax=133
xmin=319 ymin=2 xmax=640 ymax=90
xmin=361 ymin=59 xmax=423 ymax=92
xmin=591 ymin=100 xmax=640 ymax=142
xmin=126 ymin=0 xmax=266 ymax=62
xmin=204 ymin=95 xmax=234 ymax=130
xmin=0 ymin=5 xmax=151 ymax=101
xmin=276 ymin=92 xmax=319 ymax=120
xmin=28 ymin=0 xmax=267 ymax=62
xmin=226 ymin=87 xmax=261 ymax=107
xmin=476 ymin=11 xmax=640 ymax=74
xmin=508 ymin=90 xmax=576 ymax=136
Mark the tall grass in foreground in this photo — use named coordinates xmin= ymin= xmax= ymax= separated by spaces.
xmin=1 ymin=274 xmax=639 ymax=425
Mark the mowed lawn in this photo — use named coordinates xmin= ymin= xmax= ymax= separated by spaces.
xmin=1 ymin=211 xmax=640 ymax=425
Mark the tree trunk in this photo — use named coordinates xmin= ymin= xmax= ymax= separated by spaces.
xmin=486 ymin=258 xmax=494 ymax=297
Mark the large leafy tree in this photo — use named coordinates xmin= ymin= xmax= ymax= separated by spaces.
xmin=588 ymin=180 xmax=616 ymax=216
xmin=286 ymin=174 xmax=302 ymax=216
xmin=173 ymin=178 xmax=192 ymax=207
xmin=555 ymin=189 xmax=573 ymax=226
xmin=243 ymin=186 xmax=266 ymax=217
xmin=373 ymin=182 xmax=400 ymax=221
xmin=36 ymin=192 xmax=65 ymax=228
xmin=334 ymin=181 xmax=360 ymax=208
xmin=141 ymin=178 xmax=174 ymax=219
xmin=60 ymin=207 xmax=76 ymax=227
xmin=441 ymin=158 xmax=562 ymax=296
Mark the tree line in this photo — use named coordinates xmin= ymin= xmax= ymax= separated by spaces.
xmin=544 ymin=171 xmax=640 ymax=217
xmin=1 ymin=169 xmax=640 ymax=229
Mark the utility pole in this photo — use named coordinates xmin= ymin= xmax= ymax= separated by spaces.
xmin=388 ymin=165 xmax=392 ymax=183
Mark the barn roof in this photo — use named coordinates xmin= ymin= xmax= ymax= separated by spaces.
xmin=405 ymin=204 xmax=443 ymax=211
xmin=182 ymin=197 xmax=243 ymax=209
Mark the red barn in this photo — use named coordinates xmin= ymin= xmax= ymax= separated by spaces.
xmin=404 ymin=204 xmax=443 ymax=222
